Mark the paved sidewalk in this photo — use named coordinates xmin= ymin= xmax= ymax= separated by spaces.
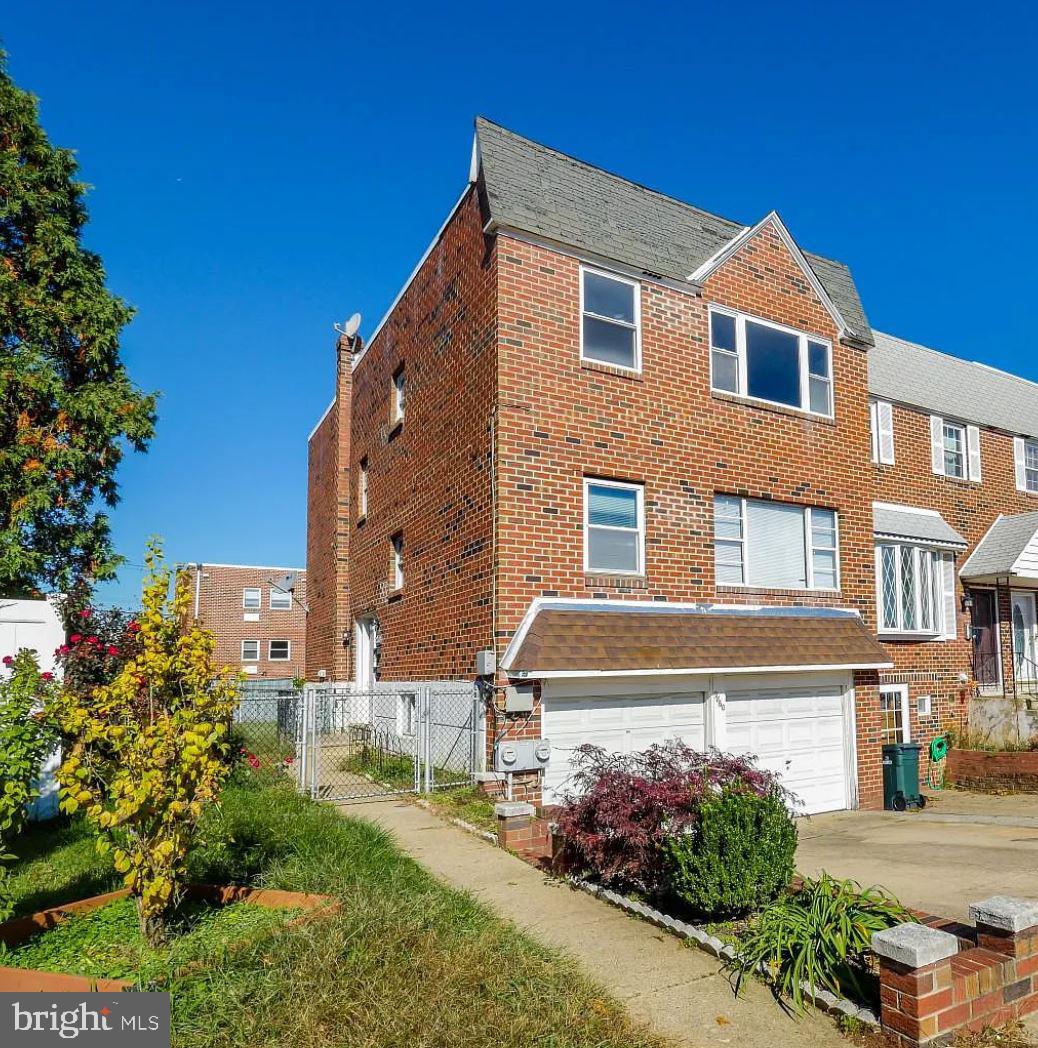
xmin=355 ymin=799 xmax=847 ymax=1048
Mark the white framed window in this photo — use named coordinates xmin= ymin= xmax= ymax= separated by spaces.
xmin=242 ymin=587 xmax=261 ymax=610
xmin=391 ymin=366 xmax=405 ymax=426
xmin=269 ymin=639 xmax=291 ymax=661
xmin=579 ymin=266 xmax=640 ymax=372
xmin=713 ymin=496 xmax=839 ymax=590
xmin=584 ymin=479 xmax=645 ymax=575
xmin=390 ymin=533 xmax=404 ymax=591
xmin=708 ymin=305 xmax=833 ymax=417
xmin=397 ymin=692 xmax=417 ymax=737
xmin=879 ymin=684 xmax=911 ymax=745
xmin=270 ymin=587 xmax=291 ymax=611
xmin=1014 ymin=437 xmax=1038 ymax=494
xmin=241 ymin=639 xmax=259 ymax=662
xmin=358 ymin=456 xmax=369 ymax=518
xmin=930 ymin=416 xmax=981 ymax=481
xmin=876 ymin=543 xmax=950 ymax=635
xmin=869 ymin=400 xmax=896 ymax=465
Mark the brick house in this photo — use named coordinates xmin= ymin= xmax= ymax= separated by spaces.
xmin=184 ymin=563 xmax=306 ymax=680
xmin=306 ymin=118 xmax=1037 ymax=811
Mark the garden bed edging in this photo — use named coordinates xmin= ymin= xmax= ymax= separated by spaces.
xmin=947 ymin=748 xmax=1038 ymax=793
xmin=0 ymin=883 xmax=340 ymax=991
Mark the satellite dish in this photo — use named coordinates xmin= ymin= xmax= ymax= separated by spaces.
xmin=334 ymin=313 xmax=362 ymax=340
xmin=270 ymin=572 xmax=297 ymax=594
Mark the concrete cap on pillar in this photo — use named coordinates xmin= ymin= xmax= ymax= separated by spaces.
xmin=872 ymin=923 xmax=959 ymax=968
xmin=494 ymin=801 xmax=535 ymax=818
xmin=969 ymin=896 xmax=1038 ymax=934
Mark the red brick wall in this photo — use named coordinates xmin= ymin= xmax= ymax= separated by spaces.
xmin=305 ymin=338 xmax=352 ymax=680
xmin=343 ymin=188 xmax=498 ymax=681
xmin=947 ymin=748 xmax=1038 ymax=792
xmin=493 ymin=221 xmax=884 ymax=806
xmin=189 ymin=564 xmax=307 ymax=679
xmin=872 ymin=403 xmax=1038 ymax=778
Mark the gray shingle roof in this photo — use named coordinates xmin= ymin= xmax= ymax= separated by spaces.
xmin=873 ymin=504 xmax=967 ymax=548
xmin=960 ymin=512 xmax=1038 ymax=579
xmin=870 ymin=331 xmax=1038 ymax=438
xmin=475 ymin=118 xmax=873 ymax=346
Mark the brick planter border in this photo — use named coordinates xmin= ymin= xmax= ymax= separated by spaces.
xmin=0 ymin=884 xmax=340 ymax=992
xmin=946 ymin=749 xmax=1038 ymax=793
xmin=568 ymin=876 xmax=880 ymax=1027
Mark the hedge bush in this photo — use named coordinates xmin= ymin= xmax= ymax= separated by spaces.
xmin=663 ymin=787 xmax=796 ymax=916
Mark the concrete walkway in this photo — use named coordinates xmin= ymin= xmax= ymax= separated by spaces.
xmin=354 ymin=799 xmax=847 ymax=1048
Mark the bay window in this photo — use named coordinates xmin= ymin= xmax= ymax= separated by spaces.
xmin=877 ymin=543 xmax=947 ymax=635
xmin=709 ymin=306 xmax=833 ymax=417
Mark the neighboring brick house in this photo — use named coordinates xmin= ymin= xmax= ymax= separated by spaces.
xmin=185 ymin=563 xmax=306 ymax=680
xmin=306 ymin=118 xmax=1033 ymax=812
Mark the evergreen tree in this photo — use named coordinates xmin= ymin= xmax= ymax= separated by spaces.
xmin=0 ymin=51 xmax=155 ymax=597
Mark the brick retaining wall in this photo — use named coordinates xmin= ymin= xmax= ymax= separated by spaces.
xmin=947 ymin=749 xmax=1038 ymax=793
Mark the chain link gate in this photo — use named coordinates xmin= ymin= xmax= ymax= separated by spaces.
xmin=296 ymin=683 xmax=482 ymax=801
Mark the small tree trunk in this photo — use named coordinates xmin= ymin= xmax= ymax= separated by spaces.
xmin=136 ymin=897 xmax=169 ymax=947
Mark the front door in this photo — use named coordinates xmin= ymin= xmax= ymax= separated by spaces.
xmin=1011 ymin=592 xmax=1037 ymax=686
xmin=970 ymin=590 xmax=1001 ymax=691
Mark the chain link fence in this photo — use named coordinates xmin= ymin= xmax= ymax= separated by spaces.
xmin=233 ymin=679 xmax=482 ymax=802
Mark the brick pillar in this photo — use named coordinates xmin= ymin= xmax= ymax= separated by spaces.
xmin=972 ymin=897 xmax=1038 ymax=966
xmin=494 ymin=802 xmax=551 ymax=859
xmin=873 ymin=923 xmax=959 ymax=1047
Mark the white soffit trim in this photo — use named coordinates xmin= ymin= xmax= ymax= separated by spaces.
xmin=352 ymin=184 xmax=473 ymax=371
xmin=688 ymin=210 xmax=851 ymax=340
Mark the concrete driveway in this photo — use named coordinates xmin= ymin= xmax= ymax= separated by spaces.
xmin=796 ymin=789 xmax=1038 ymax=920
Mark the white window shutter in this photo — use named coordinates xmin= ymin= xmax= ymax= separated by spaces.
xmin=967 ymin=426 xmax=982 ymax=482
xmin=930 ymin=416 xmax=945 ymax=475
xmin=942 ymin=553 xmax=957 ymax=640
xmin=1015 ymin=437 xmax=1028 ymax=491
xmin=869 ymin=402 xmax=879 ymax=463
xmin=877 ymin=401 xmax=895 ymax=465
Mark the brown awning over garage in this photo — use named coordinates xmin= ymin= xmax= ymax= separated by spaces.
xmin=501 ymin=601 xmax=892 ymax=677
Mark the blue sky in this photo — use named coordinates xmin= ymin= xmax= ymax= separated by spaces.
xmin=4 ymin=1 xmax=1037 ymax=608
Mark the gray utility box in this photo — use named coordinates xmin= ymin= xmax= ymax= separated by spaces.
xmin=493 ymin=738 xmax=551 ymax=774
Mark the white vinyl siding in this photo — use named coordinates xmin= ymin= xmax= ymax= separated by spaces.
xmin=870 ymin=400 xmax=895 ymax=464
xmin=714 ymin=496 xmax=839 ymax=591
xmin=876 ymin=543 xmax=948 ymax=635
xmin=580 ymin=268 xmax=640 ymax=371
xmin=585 ymin=480 xmax=644 ymax=574
xmin=1015 ymin=437 xmax=1038 ymax=494
xmin=708 ymin=305 xmax=833 ymax=418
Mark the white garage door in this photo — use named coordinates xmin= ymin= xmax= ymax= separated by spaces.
xmin=542 ymin=691 xmax=706 ymax=805
xmin=725 ymin=685 xmax=849 ymax=815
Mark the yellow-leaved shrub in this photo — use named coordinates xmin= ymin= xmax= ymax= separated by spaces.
xmin=51 ymin=542 xmax=238 ymax=944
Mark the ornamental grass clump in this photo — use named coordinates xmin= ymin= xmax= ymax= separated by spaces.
xmin=556 ymin=741 xmax=794 ymax=895
xmin=51 ymin=542 xmax=238 ymax=945
xmin=0 ymin=650 xmax=58 ymax=919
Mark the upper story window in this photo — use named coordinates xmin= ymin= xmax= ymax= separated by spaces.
xmin=269 ymin=639 xmax=291 ymax=661
xmin=930 ymin=415 xmax=981 ymax=482
xmin=876 ymin=543 xmax=949 ymax=636
xmin=358 ymin=456 xmax=369 ymax=519
xmin=270 ymin=587 xmax=291 ymax=611
xmin=1014 ymin=437 xmax=1038 ymax=494
xmin=580 ymin=267 xmax=640 ymax=372
xmin=869 ymin=400 xmax=896 ymax=464
xmin=709 ymin=306 xmax=832 ymax=417
xmin=584 ymin=479 xmax=644 ymax=575
xmin=714 ymin=495 xmax=839 ymax=590
xmin=391 ymin=366 xmax=406 ymax=426
xmin=242 ymin=587 xmax=261 ymax=610
xmin=390 ymin=533 xmax=404 ymax=591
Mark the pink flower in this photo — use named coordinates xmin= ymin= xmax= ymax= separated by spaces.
xmin=58 ymin=644 xmax=70 ymax=655
xmin=69 ymin=634 xmax=82 ymax=644
xmin=283 ymin=756 xmax=295 ymax=765
xmin=41 ymin=672 xmax=54 ymax=682
xmin=2 ymin=656 xmax=12 ymax=667
xmin=248 ymin=755 xmax=261 ymax=769
xmin=127 ymin=621 xmax=141 ymax=633
xmin=79 ymin=608 xmax=92 ymax=619
xmin=86 ymin=636 xmax=99 ymax=645
xmin=106 ymin=645 xmax=119 ymax=657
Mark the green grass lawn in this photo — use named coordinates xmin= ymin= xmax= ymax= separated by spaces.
xmin=7 ymin=773 xmax=669 ymax=1048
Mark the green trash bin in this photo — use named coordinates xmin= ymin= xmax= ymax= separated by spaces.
xmin=882 ymin=743 xmax=926 ymax=811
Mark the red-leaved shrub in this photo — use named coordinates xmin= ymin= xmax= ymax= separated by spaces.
xmin=555 ymin=741 xmax=794 ymax=892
